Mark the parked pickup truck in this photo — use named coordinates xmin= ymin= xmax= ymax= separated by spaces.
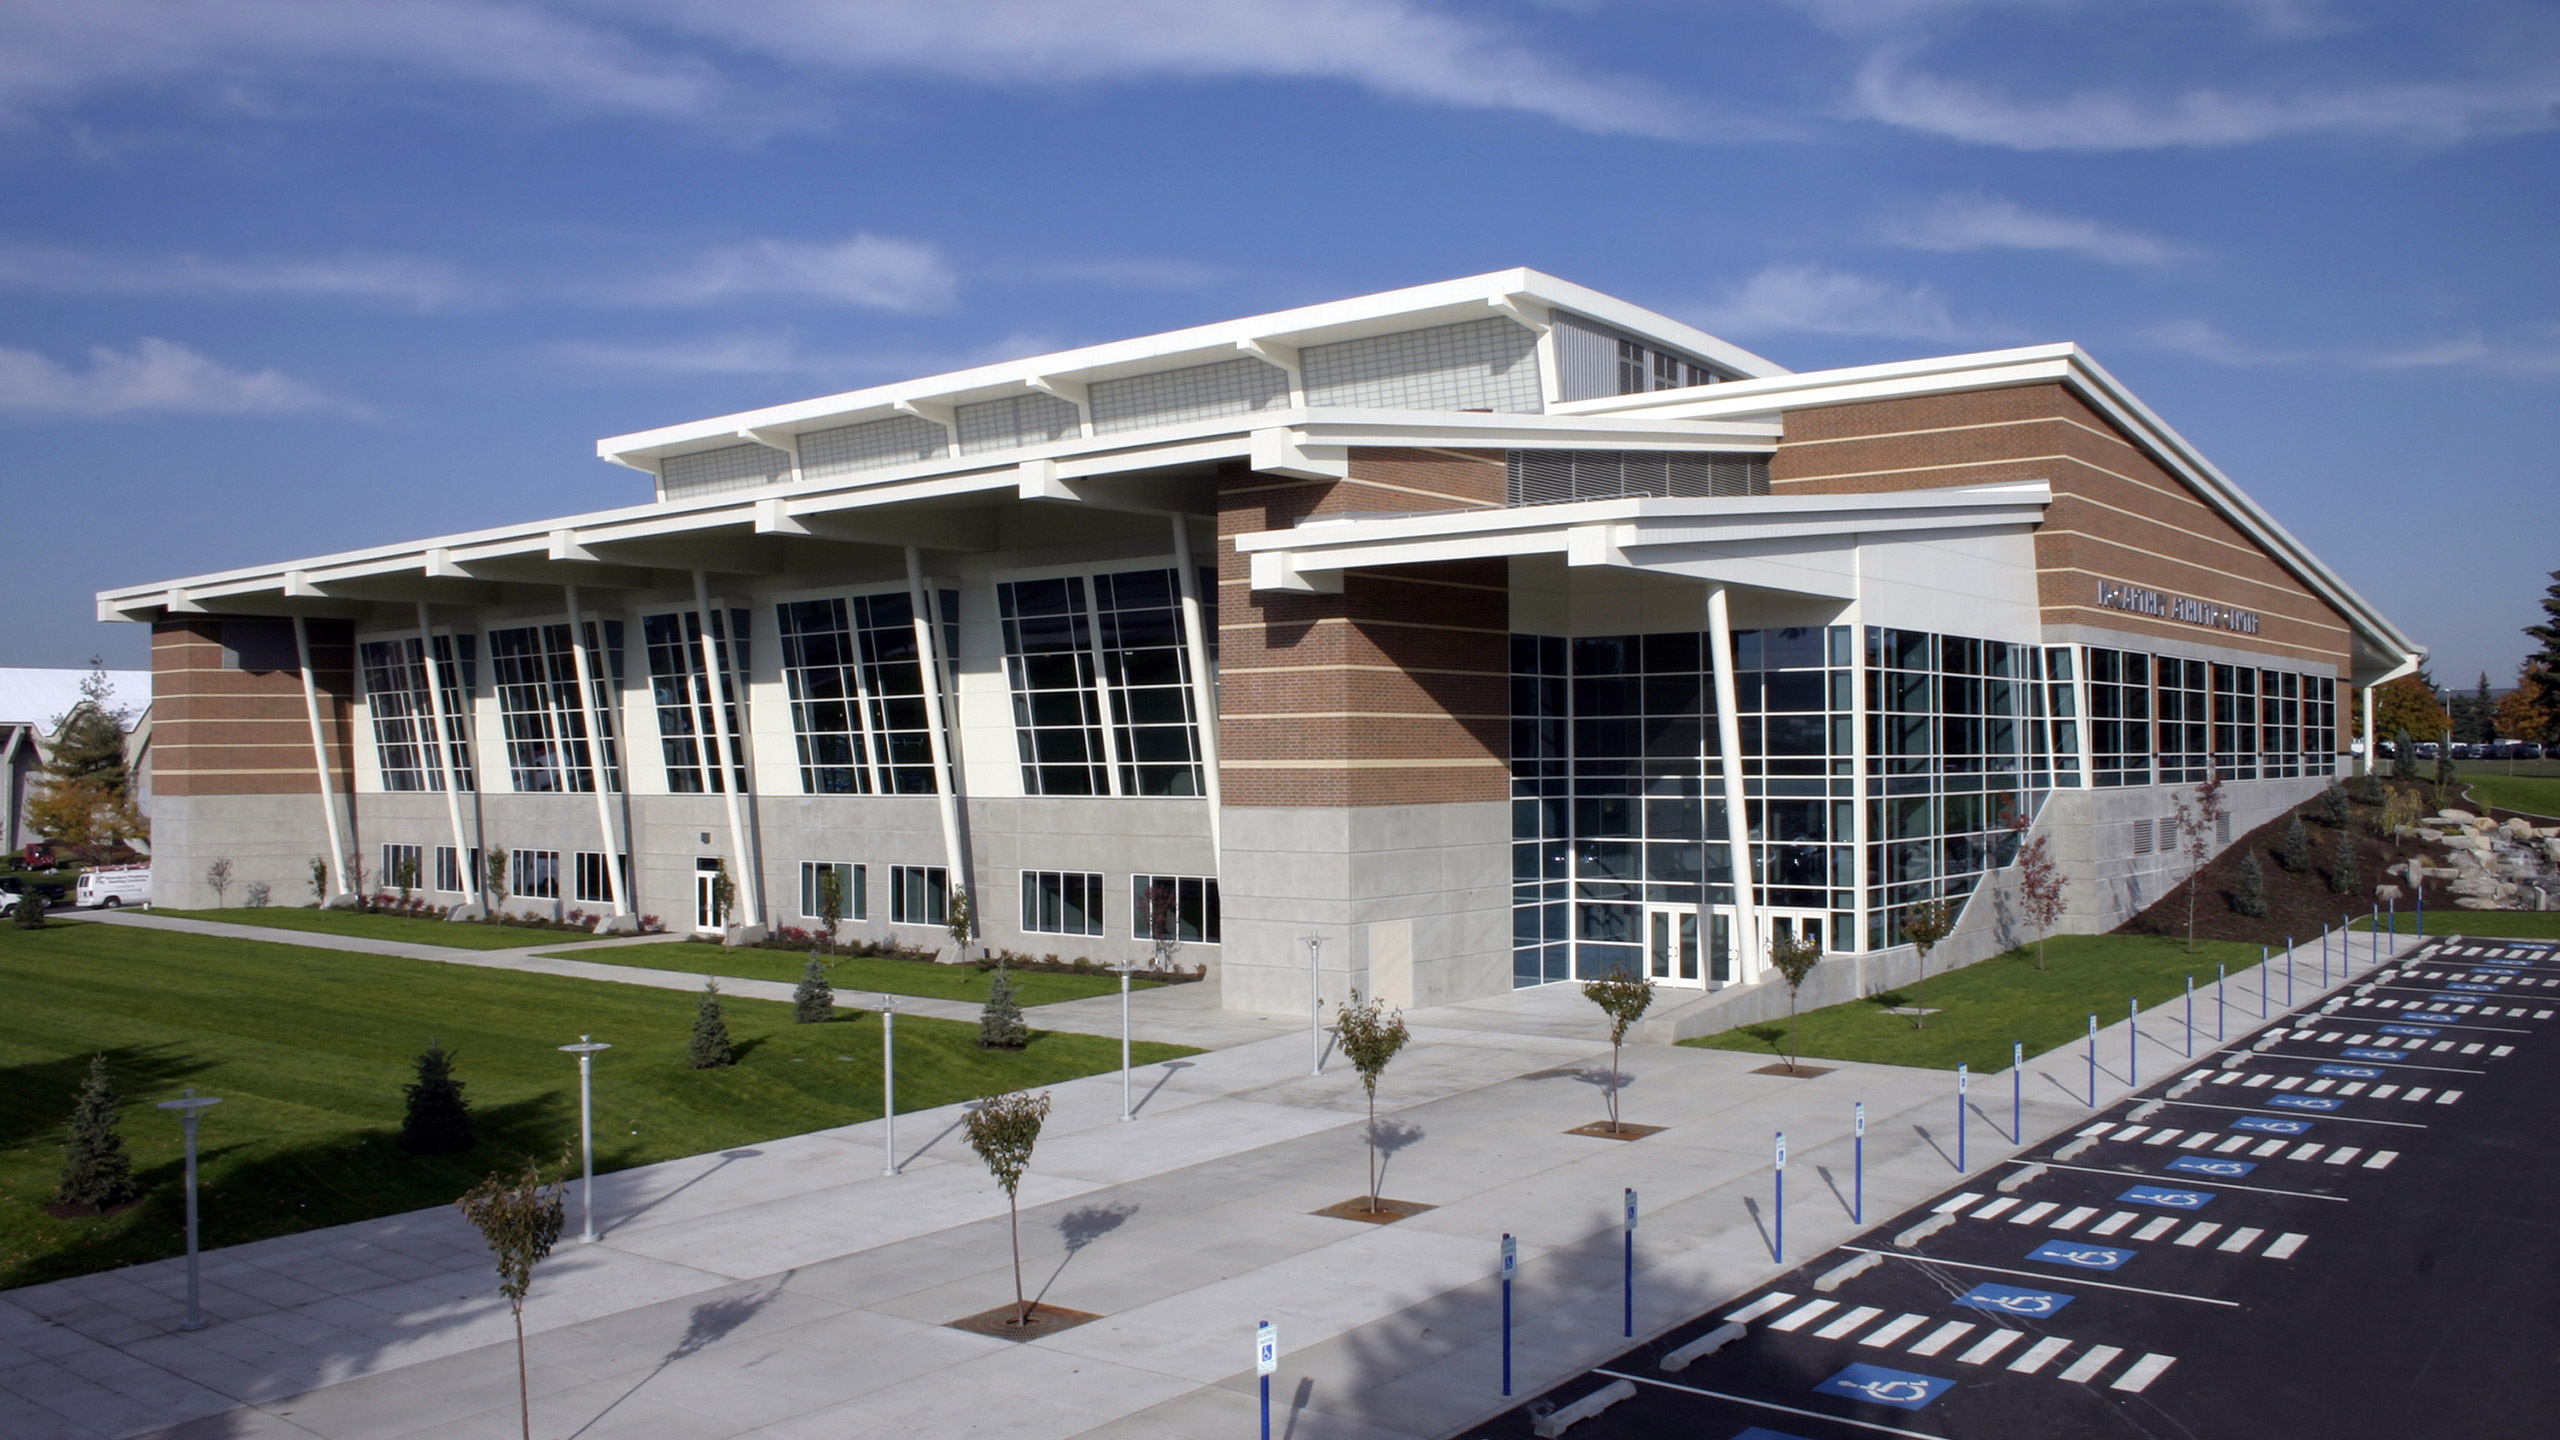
xmin=76 ymin=864 xmax=153 ymax=909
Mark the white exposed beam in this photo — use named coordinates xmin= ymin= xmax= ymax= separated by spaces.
xmin=1489 ymin=293 xmax=1550 ymax=333
xmin=1250 ymin=427 xmax=1349 ymax=481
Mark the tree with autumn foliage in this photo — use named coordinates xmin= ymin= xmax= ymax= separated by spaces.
xmin=24 ymin=661 xmax=147 ymax=865
xmin=2366 ymin=673 xmax=2448 ymax=770
xmin=2006 ymin=812 xmax=2067 ymax=971
xmin=2497 ymin=665 xmax=2556 ymax=746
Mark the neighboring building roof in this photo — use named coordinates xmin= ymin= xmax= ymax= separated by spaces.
xmin=0 ymin=669 xmax=149 ymax=735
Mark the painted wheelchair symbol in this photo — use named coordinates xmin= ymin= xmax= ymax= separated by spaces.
xmin=2445 ymin=983 xmax=2498 ymax=992
xmin=2316 ymin=1065 xmax=2384 ymax=1079
xmin=2037 ymin=1246 xmax=2130 ymax=1268
xmin=2267 ymin=1095 xmax=2341 ymax=1111
xmin=2170 ymin=1159 xmax=2252 ymax=1177
xmin=2381 ymin=1025 xmax=2440 ymax=1036
xmin=2124 ymin=1187 xmax=2209 ymax=1208
xmin=1845 ymin=1378 xmax=1933 ymax=1402
xmin=2234 ymin=1116 xmax=2312 ymax=1134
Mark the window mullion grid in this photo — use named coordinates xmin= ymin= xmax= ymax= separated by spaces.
xmin=1079 ymin=575 xmax=1125 ymax=797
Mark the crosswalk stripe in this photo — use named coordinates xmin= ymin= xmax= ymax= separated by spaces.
xmin=2219 ymin=1226 xmax=2266 ymax=1253
xmin=2493 ymin=1045 xmax=2515 ymax=1057
xmin=2317 ymin=1032 xmax=2343 ymax=1043
xmin=2089 ymin=1211 xmax=2137 ymax=1236
xmin=1859 ymin=1313 xmax=1929 ymax=1348
xmin=2078 ymin=1122 xmax=2117 ymax=1137
xmin=1815 ymin=1305 xmax=1883 ymax=1340
xmin=2142 ymin=1131 xmax=2183 ymax=1146
xmin=2461 ymin=1043 xmax=2484 ymax=1055
xmin=2174 ymin=1222 xmax=2223 ymax=1247
xmin=2059 ymin=1345 xmax=2125 ymax=1383
xmin=2214 ymin=1135 xmax=2255 ymax=1153
xmin=2243 ymin=1074 xmax=2274 ymax=1087
xmin=2437 ymin=1090 xmax=2463 ymax=1104
xmin=2405 ymin=1088 xmax=2432 ymax=1102
xmin=1723 ymin=1292 xmax=1796 ymax=1322
xmin=2371 ymin=1085 xmax=2400 ymax=1099
xmin=2305 ymin=1079 xmax=2335 ymax=1093
xmin=2008 ymin=1201 xmax=2060 ymax=1226
xmin=2053 ymin=1206 xmax=2099 ymax=1231
xmin=1975 ymin=1196 xmax=2022 ymax=1220
xmin=2112 ymin=1353 xmax=2179 ymax=1393
xmin=2339 ymin=1082 xmax=2367 ymax=1095
xmin=1767 ymin=1299 xmax=1837 ymax=1332
xmin=2274 ymin=1077 xmax=2305 ymax=1090
xmin=2366 ymin=1150 xmax=2399 ymax=1169
xmin=2251 ymin=1139 xmax=2287 ymax=1157
xmin=2346 ymin=1034 xmax=2371 ymax=1044
xmin=2113 ymin=1125 xmax=2151 ymax=1141
xmin=1934 ymin=1193 xmax=1985 ymax=1214
xmin=1907 ymin=1321 xmax=1976 ymax=1357
xmin=1957 ymin=1330 xmax=2026 ymax=1365
xmin=2324 ymin=1147 xmax=2362 ymax=1165
xmin=2178 ymin=1134 xmax=2216 ymax=1149
xmin=2289 ymin=1143 xmax=2324 ymax=1161
xmin=2538 ymin=1010 xmax=2554 ymax=1019
xmin=2009 ymin=1336 xmax=2073 ymax=1373
xmin=2133 ymin=1216 xmax=2179 ymax=1241
xmin=2265 ymin=1233 xmax=2310 ymax=1260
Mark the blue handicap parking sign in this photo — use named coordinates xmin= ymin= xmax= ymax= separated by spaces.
xmin=2380 ymin=1025 xmax=2439 ymax=1036
xmin=2339 ymin=1048 xmax=2399 ymax=1061
xmin=1954 ymin=1282 xmax=2077 ymax=1318
xmin=2233 ymin=1115 xmax=2314 ymax=1134
xmin=2317 ymin=1065 xmax=2385 ymax=1079
xmin=2266 ymin=1095 xmax=2342 ymax=1111
xmin=1814 ymin=1364 xmax=1955 ymax=1411
xmin=2121 ymin=1184 xmax=2215 ymax=1209
xmin=2167 ymin=1155 xmax=2258 ymax=1178
xmin=2029 ymin=1239 xmax=2137 ymax=1270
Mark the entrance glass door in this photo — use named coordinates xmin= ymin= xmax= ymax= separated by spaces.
xmin=694 ymin=861 xmax=721 ymax=934
xmin=1647 ymin=906 xmax=1702 ymax=986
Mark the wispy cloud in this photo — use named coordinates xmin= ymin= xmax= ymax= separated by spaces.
xmin=624 ymin=233 xmax=959 ymax=311
xmin=1691 ymin=263 xmax=1978 ymax=340
xmin=546 ymin=326 xmax=1079 ymax=382
xmin=0 ymin=244 xmax=478 ymax=310
xmin=0 ymin=337 xmax=358 ymax=417
xmin=1850 ymin=46 xmax=2559 ymax=150
xmin=1881 ymin=193 xmax=2192 ymax=266
xmin=2144 ymin=317 xmax=2560 ymax=375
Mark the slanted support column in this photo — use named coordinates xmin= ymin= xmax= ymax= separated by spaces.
xmin=414 ymin=602 xmax=476 ymax=914
xmin=905 ymin=546 xmax=971 ymax=923
xmin=2360 ymin=682 xmax=2376 ymax=778
xmin=1 ymin=725 xmax=25 ymax=855
xmin=690 ymin=570 xmax=760 ymax=932
xmin=1705 ymin=584 xmax=1762 ymax=985
xmin=564 ymin=585 xmax=632 ymax=924
xmin=1172 ymin=515 xmax=1222 ymax=865
xmin=292 ymin=615 xmax=350 ymax=901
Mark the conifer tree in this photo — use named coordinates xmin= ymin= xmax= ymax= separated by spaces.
xmin=2282 ymin=813 xmax=2310 ymax=873
xmin=2235 ymin=850 xmax=2269 ymax=917
xmin=688 ymin=979 xmax=735 ymax=1068
xmin=2322 ymin=781 xmax=2350 ymax=828
xmin=2358 ymin=767 xmax=2386 ymax=805
xmin=56 ymin=1054 xmax=138 ymax=1211
xmin=399 ymin=1039 xmax=477 ymax=1155
xmin=977 ymin=963 xmax=1027 ymax=1049
xmin=793 ymin=954 xmax=835 ymax=1024
xmin=2329 ymin=825 xmax=2360 ymax=895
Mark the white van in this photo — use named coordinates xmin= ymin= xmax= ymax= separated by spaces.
xmin=78 ymin=864 xmax=153 ymax=909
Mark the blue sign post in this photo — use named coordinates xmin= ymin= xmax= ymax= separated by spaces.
xmin=1500 ymin=1234 xmax=1515 ymax=1396
xmin=1623 ymin=1188 xmax=1637 ymax=1338
xmin=2011 ymin=1042 xmax=2023 ymax=1148
xmin=2087 ymin=1013 xmax=2098 ymax=1105
xmin=1957 ymin=1063 xmax=1969 ymax=1172
xmin=1257 ymin=1321 xmax=1277 ymax=1440
xmin=1854 ymin=1101 xmax=1866 ymax=1224
xmin=1774 ymin=1132 xmax=1787 ymax=1263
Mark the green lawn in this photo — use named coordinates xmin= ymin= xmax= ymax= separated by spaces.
xmin=1683 ymin=934 xmax=2270 ymax=1072
xmin=546 ymin=940 xmax=1163 ymax=1007
xmin=151 ymin=906 xmax=609 ymax=950
xmin=2345 ymin=911 xmax=2560 ymax=939
xmin=0 ymin=921 xmax=1194 ymax=1291
xmin=2460 ymin=773 xmax=2560 ymax=820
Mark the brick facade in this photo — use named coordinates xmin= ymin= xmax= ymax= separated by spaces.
xmin=152 ymin=618 xmax=356 ymax=797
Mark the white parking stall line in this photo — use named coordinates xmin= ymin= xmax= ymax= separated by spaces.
xmin=2133 ymin=1216 xmax=2180 ymax=1241
xmin=2493 ymin=1046 xmax=2515 ymax=1057
xmin=1815 ymin=1305 xmax=1884 ymax=1340
xmin=2437 ymin=1090 xmax=2464 ymax=1104
xmin=2305 ymin=1079 xmax=2336 ymax=1093
xmin=2219 ymin=1226 xmax=2266 ymax=1253
xmin=2178 ymin=1134 xmax=2216 ymax=1149
xmin=2053 ymin=1206 xmax=2100 ymax=1230
xmin=2324 ymin=1147 xmax=2363 ymax=1165
xmin=1935 ymin=1193 xmax=1986 ymax=1214
xmin=1956 ymin=1330 xmax=2026 ymax=1366
xmin=2079 ymin=1122 xmax=2117 ymax=1137
xmin=2111 ymin=1354 xmax=2180 ymax=1393
xmin=1767 ymin=1299 xmax=1838 ymax=1332
xmin=2339 ymin=1082 xmax=2368 ymax=1095
xmin=1907 ymin=1321 xmax=1977 ymax=1357
xmin=2009 ymin=1337 xmax=2073 ymax=1374
xmin=2274 ymin=1076 xmax=2305 ymax=1090
xmin=2112 ymin=1125 xmax=2150 ymax=1142
xmin=1723 ymin=1292 xmax=1797 ymax=1323
xmin=1859 ymin=1313 xmax=1930 ymax=1349
xmin=2214 ymin=1134 xmax=2256 ymax=1153
xmin=2264 ymin=1233 xmax=2310 ymax=1260
xmin=2289 ymin=1143 xmax=2324 ymax=1161
xmin=2365 ymin=1150 xmax=2400 ymax=1169
xmin=2173 ymin=1222 xmax=2223 ymax=1248
xmin=1974 ymin=1196 xmax=2022 ymax=1220
xmin=2059 ymin=1345 xmax=2126 ymax=1384
xmin=2008 ymin=1201 xmax=2061 ymax=1226
xmin=2089 ymin=1211 xmax=2138 ymax=1236
xmin=2405 ymin=1087 xmax=2433 ymax=1102
xmin=2243 ymin=1074 xmax=2275 ymax=1088
xmin=2251 ymin=1139 xmax=2288 ymax=1157
xmin=2372 ymin=1085 xmax=2400 ymax=1099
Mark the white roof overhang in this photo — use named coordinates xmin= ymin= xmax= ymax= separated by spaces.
xmin=1233 ymin=482 xmax=2052 ymax=600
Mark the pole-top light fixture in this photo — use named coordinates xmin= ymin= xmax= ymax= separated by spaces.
xmin=560 ymin=1035 xmax=613 ymax=1056
xmin=158 ymin=1088 xmax=223 ymax=1113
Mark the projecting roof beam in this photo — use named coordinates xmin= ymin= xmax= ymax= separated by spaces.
xmin=574 ymin=533 xmax=785 ymax=576
xmin=751 ymin=497 xmax=995 ymax=551
xmin=1013 ymin=459 xmax=1214 ymax=514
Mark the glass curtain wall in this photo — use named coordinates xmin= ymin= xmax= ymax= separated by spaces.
xmin=642 ymin=610 xmax=750 ymax=794
xmin=998 ymin=569 xmax=1208 ymax=798
xmin=487 ymin=622 xmax=623 ymax=793
xmin=774 ymin=593 xmax=949 ymax=795
xmin=358 ymin=635 xmax=476 ymax=791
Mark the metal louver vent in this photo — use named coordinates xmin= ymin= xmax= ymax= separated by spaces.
xmin=1505 ymin=450 xmax=1770 ymax=507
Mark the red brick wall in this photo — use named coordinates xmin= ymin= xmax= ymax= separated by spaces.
xmin=152 ymin=618 xmax=356 ymax=797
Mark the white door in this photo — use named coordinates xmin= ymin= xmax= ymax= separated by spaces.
xmin=694 ymin=868 xmax=720 ymax=934
xmin=1647 ymin=906 xmax=1702 ymax=988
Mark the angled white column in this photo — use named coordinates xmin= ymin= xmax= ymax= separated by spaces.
xmin=1173 ymin=516 xmax=1223 ymax=864
xmin=291 ymin=615 xmax=350 ymax=899
xmin=1 ymin=725 xmax=25 ymax=855
xmin=690 ymin=570 xmax=759 ymax=930
xmin=564 ymin=585 xmax=631 ymax=920
xmin=905 ymin=546 xmax=970 ymax=920
xmin=413 ymin=602 xmax=476 ymax=910
xmin=2360 ymin=682 xmax=2375 ymax=778
xmin=1705 ymin=583 xmax=1761 ymax=985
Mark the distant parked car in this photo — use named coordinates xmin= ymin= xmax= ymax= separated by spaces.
xmin=76 ymin=864 xmax=152 ymax=909
xmin=0 ymin=874 xmax=70 ymax=907
xmin=2520 ymin=742 xmax=2548 ymax=760
xmin=2414 ymin=742 xmax=2441 ymax=761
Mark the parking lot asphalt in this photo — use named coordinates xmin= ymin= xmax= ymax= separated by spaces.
xmin=1467 ymin=935 xmax=2560 ymax=1440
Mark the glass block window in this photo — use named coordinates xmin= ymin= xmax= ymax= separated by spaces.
xmin=574 ymin=852 xmax=628 ymax=905
xmin=956 ymin=392 xmax=1083 ymax=455
xmin=799 ymin=861 xmax=865 ymax=920
xmin=1302 ymin=317 xmax=1543 ymax=413
xmin=380 ymin=844 xmax=423 ymax=895
xmin=1506 ymin=450 xmax=1770 ymax=506
xmin=510 ymin=849 xmax=561 ymax=900
xmin=798 ymin=415 xmax=947 ymax=479
xmin=1091 ymin=358 xmax=1289 ymax=434
xmin=660 ymin=442 xmax=792 ymax=500
xmin=1094 ymin=569 xmax=1205 ymax=796
xmin=641 ymin=610 xmax=751 ymax=794
xmin=488 ymin=622 xmax=623 ymax=793
xmin=1022 ymin=870 xmax=1105 ymax=937
xmin=1131 ymin=875 xmax=1220 ymax=944
xmin=889 ymin=864 xmax=947 ymax=926
xmin=359 ymin=634 xmax=476 ymax=792
xmin=997 ymin=576 xmax=1110 ymax=796
xmin=2156 ymin=657 xmax=2209 ymax=784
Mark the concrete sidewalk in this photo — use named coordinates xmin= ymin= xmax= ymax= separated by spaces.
xmin=0 ymin=934 xmax=2416 ymax=1440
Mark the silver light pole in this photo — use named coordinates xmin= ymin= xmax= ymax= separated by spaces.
xmin=1304 ymin=933 xmax=1326 ymax=1078
xmin=1118 ymin=964 xmax=1135 ymax=1122
xmin=156 ymin=1089 xmax=223 ymax=1332
xmin=881 ymin=996 xmax=898 ymax=1176
xmin=558 ymin=1036 xmax=612 ymax=1243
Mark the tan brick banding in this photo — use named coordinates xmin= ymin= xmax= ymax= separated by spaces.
xmin=1771 ymin=384 xmax=2355 ymax=675
xmin=152 ymin=618 xmax=357 ymax=797
xmin=1218 ymin=451 xmax=1509 ymax=807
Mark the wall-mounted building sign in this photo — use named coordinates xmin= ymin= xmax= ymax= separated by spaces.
xmin=2095 ymin=580 xmax=2260 ymax=636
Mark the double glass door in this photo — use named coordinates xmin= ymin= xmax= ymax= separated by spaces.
xmin=1648 ymin=906 xmax=1824 ymax=988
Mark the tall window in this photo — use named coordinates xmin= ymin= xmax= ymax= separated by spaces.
xmin=1132 ymin=874 xmax=1220 ymax=944
xmin=2037 ymin=646 xmax=2082 ymax=789
xmin=434 ymin=845 xmax=482 ymax=894
xmin=998 ymin=576 xmax=1109 ymax=794
xmin=800 ymin=861 xmax=865 ymax=920
xmin=488 ymin=622 xmax=623 ymax=793
xmin=2211 ymin=663 xmax=2259 ymax=780
xmin=1022 ymin=871 xmax=1105 ymax=936
xmin=380 ymin=844 xmax=423 ymax=894
xmin=511 ymin=849 xmax=561 ymax=900
xmin=642 ymin=610 xmax=750 ymax=793
xmin=2156 ymin=658 xmax=2208 ymax=784
xmin=1093 ymin=569 xmax=1205 ymax=796
xmin=359 ymin=635 xmax=476 ymax=791
xmin=574 ymin=852 xmax=628 ymax=905
xmin=775 ymin=594 xmax=947 ymax=795
xmin=998 ymin=569 xmax=1208 ymax=798
xmin=890 ymin=865 xmax=948 ymax=926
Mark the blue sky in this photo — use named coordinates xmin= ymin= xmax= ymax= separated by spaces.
xmin=3 ymin=0 xmax=2553 ymax=694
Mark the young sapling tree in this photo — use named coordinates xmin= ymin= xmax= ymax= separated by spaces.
xmin=688 ymin=979 xmax=735 ymax=1068
xmin=793 ymin=955 xmax=835 ymax=1024
xmin=483 ymin=848 xmax=510 ymax=925
xmin=1901 ymin=898 xmax=1955 ymax=1029
xmin=1580 ymin=970 xmax=1654 ymax=1133
xmin=205 ymin=858 xmax=233 ymax=908
xmin=1335 ymin=989 xmax=1411 ymax=1212
xmin=964 ymin=1090 xmax=1053 ymax=1326
xmin=456 ymin=1156 xmax=568 ymax=1440
xmin=816 ymin=864 xmax=844 ymax=955
xmin=1766 ymin=930 xmax=1823 ymax=1073
xmin=2009 ymin=811 xmax=2067 ymax=972
xmin=399 ymin=1038 xmax=476 ymax=1155
xmin=56 ymin=1054 xmax=138 ymax=1212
